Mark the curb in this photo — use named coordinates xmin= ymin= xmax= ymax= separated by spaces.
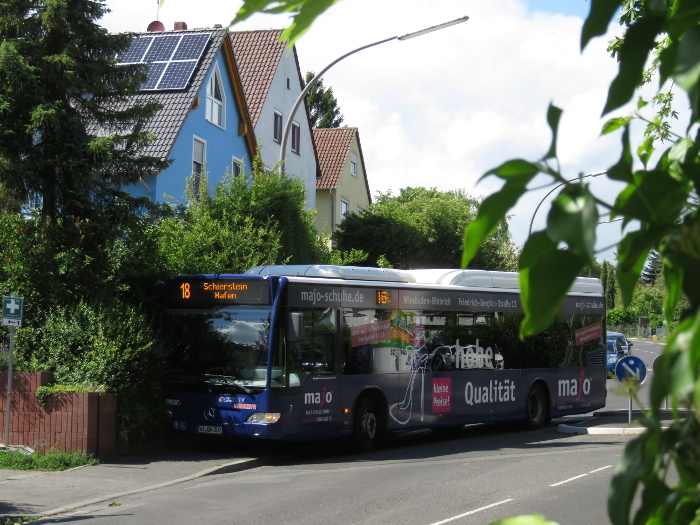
xmin=3 ymin=458 xmax=261 ymax=522
xmin=557 ymin=423 xmax=646 ymax=435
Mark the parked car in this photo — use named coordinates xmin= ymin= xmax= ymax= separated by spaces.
xmin=607 ymin=331 xmax=632 ymax=355
xmin=606 ymin=339 xmax=624 ymax=374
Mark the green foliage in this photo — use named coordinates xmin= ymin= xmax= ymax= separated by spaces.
xmin=232 ymin=0 xmax=341 ymax=45
xmin=35 ymin=383 xmax=105 ymax=407
xmin=642 ymin=250 xmax=663 ymax=285
xmin=604 ymin=261 xmax=617 ymax=309
xmin=0 ymin=449 xmax=98 ymax=471
xmin=631 ymin=284 xmax=665 ymax=319
xmin=607 ymin=307 xmax=638 ymax=326
xmin=305 ymin=71 xmax=344 ymax=128
xmin=14 ymin=300 xmax=166 ymax=449
xmin=157 ymin=158 xmax=327 ymax=274
xmin=0 ymin=0 xmax=168 ymax=223
xmin=0 ymin=198 xmax=168 ymax=324
xmin=334 ymin=187 xmax=519 ymax=270
xmin=465 ymin=0 xmax=700 ymax=522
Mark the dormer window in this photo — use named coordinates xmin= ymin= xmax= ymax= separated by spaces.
xmin=206 ymin=65 xmax=225 ymax=128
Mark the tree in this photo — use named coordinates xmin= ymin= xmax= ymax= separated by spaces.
xmin=641 ymin=250 xmax=662 ymax=285
xmin=304 ymin=71 xmax=344 ymax=128
xmin=605 ymin=263 xmax=617 ymax=310
xmin=333 ymin=187 xmax=518 ymax=270
xmin=0 ymin=0 xmax=166 ymax=223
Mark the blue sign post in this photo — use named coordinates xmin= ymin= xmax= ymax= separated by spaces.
xmin=615 ymin=355 xmax=648 ymax=424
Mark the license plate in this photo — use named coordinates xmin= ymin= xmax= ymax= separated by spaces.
xmin=197 ymin=425 xmax=223 ymax=435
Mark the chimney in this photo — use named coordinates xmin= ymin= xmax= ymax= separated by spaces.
xmin=174 ymin=21 xmax=188 ymax=30
xmin=147 ymin=20 xmax=165 ymax=32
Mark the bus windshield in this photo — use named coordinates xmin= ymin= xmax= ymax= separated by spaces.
xmin=166 ymin=305 xmax=277 ymax=390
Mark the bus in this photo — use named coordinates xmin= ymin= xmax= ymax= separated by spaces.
xmin=163 ymin=265 xmax=606 ymax=451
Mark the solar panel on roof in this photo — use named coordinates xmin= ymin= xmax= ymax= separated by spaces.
xmin=119 ymin=31 xmax=212 ymax=91
xmin=141 ymin=61 xmax=167 ymax=90
xmin=173 ymin=33 xmax=211 ymax=60
xmin=144 ymin=34 xmax=180 ymax=62
xmin=121 ymin=37 xmax=151 ymax=63
xmin=158 ymin=61 xmax=198 ymax=90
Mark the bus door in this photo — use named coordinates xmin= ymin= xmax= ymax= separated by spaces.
xmin=284 ymin=307 xmax=341 ymax=438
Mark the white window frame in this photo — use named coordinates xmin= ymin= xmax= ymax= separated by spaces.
xmin=291 ymin=121 xmax=301 ymax=154
xmin=192 ymin=136 xmax=206 ymax=195
xmin=232 ymin=156 xmax=243 ymax=177
xmin=350 ymin=152 xmax=358 ymax=177
xmin=340 ymin=198 xmax=350 ymax=219
xmin=273 ymin=111 xmax=283 ymax=143
xmin=206 ymin=65 xmax=225 ymax=129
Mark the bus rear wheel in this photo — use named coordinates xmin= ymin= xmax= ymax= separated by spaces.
xmin=351 ymin=397 xmax=379 ymax=452
xmin=525 ymin=383 xmax=551 ymax=429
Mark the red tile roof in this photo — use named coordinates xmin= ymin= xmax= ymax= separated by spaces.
xmin=314 ymin=127 xmax=356 ymax=190
xmin=229 ymin=29 xmax=286 ymax=128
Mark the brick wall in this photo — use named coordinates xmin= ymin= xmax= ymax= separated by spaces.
xmin=0 ymin=371 xmax=116 ymax=458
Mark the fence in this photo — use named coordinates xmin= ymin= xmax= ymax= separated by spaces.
xmin=608 ymin=324 xmax=666 ymax=340
xmin=0 ymin=371 xmax=116 ymax=458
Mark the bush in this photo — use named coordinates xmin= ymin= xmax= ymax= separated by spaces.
xmin=606 ymin=307 xmax=637 ymax=326
xmin=14 ymin=300 xmax=167 ymax=450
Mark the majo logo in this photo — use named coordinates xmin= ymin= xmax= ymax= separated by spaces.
xmin=558 ymin=371 xmax=592 ymax=400
xmin=304 ymin=387 xmax=333 ymax=408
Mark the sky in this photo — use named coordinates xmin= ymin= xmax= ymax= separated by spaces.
xmin=99 ymin=0 xmax=642 ymax=263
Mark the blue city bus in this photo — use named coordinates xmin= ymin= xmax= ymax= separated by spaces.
xmin=163 ymin=265 xmax=606 ymax=451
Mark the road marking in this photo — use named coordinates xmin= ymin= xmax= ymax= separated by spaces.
xmin=429 ymin=499 xmax=514 ymax=525
xmin=550 ymin=465 xmax=613 ymax=486
xmin=550 ymin=473 xmax=588 ymax=487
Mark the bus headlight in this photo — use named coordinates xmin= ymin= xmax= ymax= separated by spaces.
xmin=246 ymin=412 xmax=281 ymax=424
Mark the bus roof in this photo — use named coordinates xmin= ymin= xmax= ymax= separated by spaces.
xmin=244 ymin=265 xmax=603 ymax=295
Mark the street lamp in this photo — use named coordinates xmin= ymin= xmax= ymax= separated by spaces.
xmin=279 ymin=15 xmax=469 ymax=174
xmin=528 ymin=171 xmax=607 ymax=236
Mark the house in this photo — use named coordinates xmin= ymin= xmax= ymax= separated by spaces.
xmin=229 ymin=29 xmax=319 ymax=209
xmin=313 ymin=127 xmax=371 ymax=240
xmin=120 ymin=22 xmax=256 ymax=204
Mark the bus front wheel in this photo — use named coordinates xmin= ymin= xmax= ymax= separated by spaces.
xmin=351 ymin=397 xmax=378 ymax=452
xmin=525 ymin=383 xmax=551 ymax=429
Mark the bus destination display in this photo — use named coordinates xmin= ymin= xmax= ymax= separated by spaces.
xmin=376 ymin=289 xmax=392 ymax=306
xmin=167 ymin=278 xmax=271 ymax=306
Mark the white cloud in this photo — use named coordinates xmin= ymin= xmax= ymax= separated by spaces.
xmin=101 ymin=0 xmax=638 ymax=262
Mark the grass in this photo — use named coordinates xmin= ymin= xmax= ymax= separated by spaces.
xmin=0 ymin=449 xmax=98 ymax=471
xmin=2 ymin=518 xmax=38 ymax=525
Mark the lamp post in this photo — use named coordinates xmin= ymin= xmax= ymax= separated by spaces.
xmin=279 ymin=15 xmax=469 ymax=174
xmin=528 ymin=171 xmax=607 ymax=236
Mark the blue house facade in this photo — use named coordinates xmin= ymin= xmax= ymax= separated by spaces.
xmin=121 ymin=26 xmax=256 ymax=204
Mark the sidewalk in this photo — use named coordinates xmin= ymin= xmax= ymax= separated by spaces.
xmin=0 ymin=447 xmax=261 ymax=520
xmin=0 ymin=411 xmax=675 ymax=521
xmin=556 ymin=409 xmax=675 ymax=435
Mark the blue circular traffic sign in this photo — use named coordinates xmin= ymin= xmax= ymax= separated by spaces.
xmin=615 ymin=355 xmax=647 ymax=385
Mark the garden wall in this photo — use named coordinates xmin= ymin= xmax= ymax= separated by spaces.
xmin=0 ymin=371 xmax=116 ymax=458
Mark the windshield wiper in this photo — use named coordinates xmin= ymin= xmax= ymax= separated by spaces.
xmin=203 ymin=374 xmax=253 ymax=395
